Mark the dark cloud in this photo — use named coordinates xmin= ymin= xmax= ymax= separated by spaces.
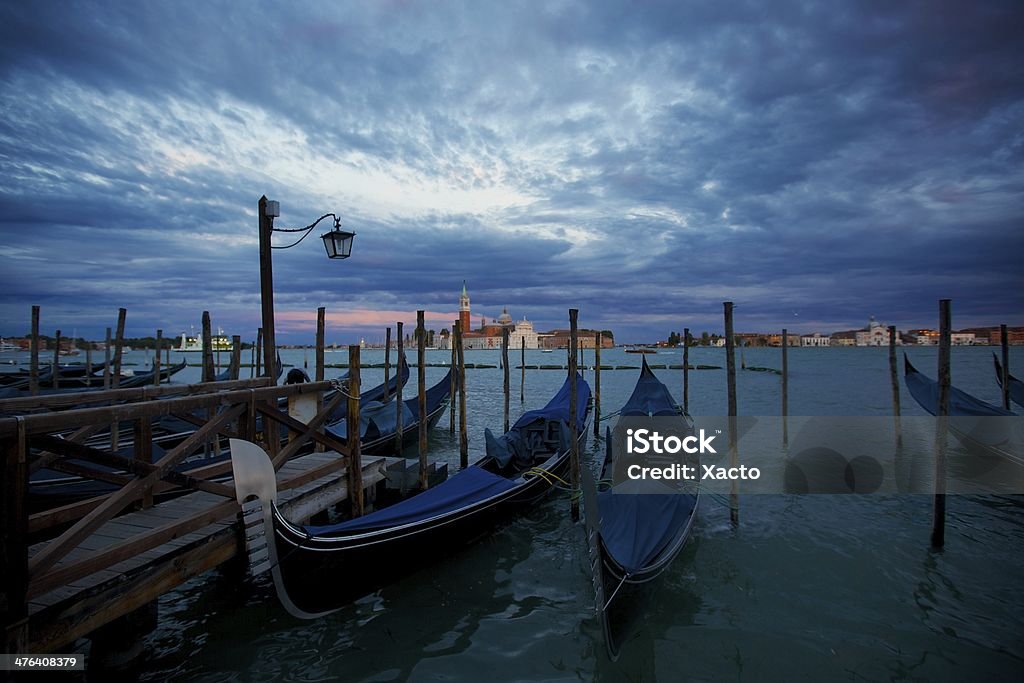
xmin=1 ymin=0 xmax=1022 ymax=342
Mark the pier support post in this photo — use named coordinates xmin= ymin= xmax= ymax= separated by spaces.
xmin=931 ymin=299 xmax=951 ymax=549
xmin=724 ymin=302 xmax=739 ymax=527
xmin=254 ymin=328 xmax=263 ymax=379
xmin=258 ymin=196 xmax=277 ymax=381
xmin=1 ymin=420 xmax=28 ymax=656
xmin=569 ymin=309 xmax=580 ymax=522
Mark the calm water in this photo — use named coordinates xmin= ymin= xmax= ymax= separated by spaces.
xmin=18 ymin=345 xmax=1024 ymax=681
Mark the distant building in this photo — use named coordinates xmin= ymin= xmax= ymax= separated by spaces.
xmin=855 ymin=317 xmax=893 ymax=346
xmin=801 ymin=333 xmax=831 ymax=347
xmin=448 ymin=283 xmax=540 ymax=349
xmin=538 ymin=329 xmax=613 ymax=349
xmin=951 ymin=332 xmax=976 ymax=346
xmin=908 ymin=329 xmax=939 ymax=345
xmin=831 ymin=330 xmax=858 ymax=346
xmin=766 ymin=333 xmax=801 ymax=347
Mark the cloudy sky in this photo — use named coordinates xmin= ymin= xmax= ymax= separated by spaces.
xmin=1 ymin=1 xmax=1021 ymax=344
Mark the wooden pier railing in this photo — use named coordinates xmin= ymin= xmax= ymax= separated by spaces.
xmin=0 ymin=377 xmax=360 ymax=653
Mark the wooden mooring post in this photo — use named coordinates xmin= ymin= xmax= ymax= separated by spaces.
xmin=383 ymin=325 xmax=391 ymax=403
xmin=782 ymin=327 xmax=789 ymax=447
xmin=112 ymin=308 xmax=126 ymax=390
xmin=348 ymin=345 xmax=364 ymax=517
xmin=201 ymin=312 xmax=214 ymax=383
xmin=450 ymin=323 xmax=457 ymax=434
xmin=1000 ymin=324 xmax=1010 ymax=411
xmin=683 ymin=327 xmax=689 ymax=415
xmin=724 ymin=302 xmax=739 ymax=527
xmin=520 ymin=336 xmax=526 ymax=403
xmin=931 ymin=299 xmax=951 ymax=549
xmin=569 ymin=308 xmax=580 ymax=522
xmin=231 ymin=335 xmax=242 ymax=381
xmin=502 ymin=327 xmax=510 ymax=433
xmin=456 ymin=321 xmax=468 ymax=468
xmin=888 ymin=325 xmax=901 ymax=447
xmin=593 ymin=332 xmax=601 ymax=438
xmin=154 ymin=329 xmax=163 ymax=386
xmin=103 ymin=327 xmax=112 ymax=391
xmin=315 ymin=310 xmax=325 ymax=453
xmin=417 ymin=311 xmax=428 ymax=490
xmin=52 ymin=330 xmax=61 ymax=390
xmin=254 ymin=328 xmax=263 ymax=378
xmin=29 ymin=305 xmax=40 ymax=396
xmin=395 ymin=321 xmax=404 ymax=458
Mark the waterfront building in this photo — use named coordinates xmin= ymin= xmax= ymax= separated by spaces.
xmin=801 ymin=333 xmax=831 ymax=347
xmin=855 ymin=317 xmax=893 ymax=346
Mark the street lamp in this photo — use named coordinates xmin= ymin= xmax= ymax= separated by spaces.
xmin=258 ymin=196 xmax=356 ymax=379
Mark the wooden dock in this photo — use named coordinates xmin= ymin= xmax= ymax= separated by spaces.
xmin=0 ymin=375 xmax=434 ymax=657
xmin=25 ymin=450 xmax=392 ymax=653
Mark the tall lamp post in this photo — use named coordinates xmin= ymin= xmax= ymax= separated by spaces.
xmin=258 ymin=195 xmax=355 ymax=379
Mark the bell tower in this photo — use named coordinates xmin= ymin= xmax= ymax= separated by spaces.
xmin=459 ymin=280 xmax=471 ymax=334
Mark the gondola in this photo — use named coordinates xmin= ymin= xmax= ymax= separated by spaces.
xmin=27 ymin=361 xmax=410 ymax=512
xmin=323 ymin=366 xmax=453 ymax=455
xmin=229 ymin=371 xmax=591 ymax=618
xmin=994 ymin=354 xmax=1024 ymax=410
xmin=582 ymin=357 xmax=699 ymax=660
xmin=903 ymin=355 xmax=1022 ymax=466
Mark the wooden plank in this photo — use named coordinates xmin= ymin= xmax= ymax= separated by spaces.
xmin=27 ymin=527 xmax=238 ymax=653
xmin=0 ymin=379 xmax=329 ymax=438
xmin=27 ymin=403 xmax=245 ymax=579
xmin=28 ymin=498 xmax=239 ymax=598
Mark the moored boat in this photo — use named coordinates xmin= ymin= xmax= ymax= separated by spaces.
xmin=583 ymin=357 xmax=699 ymax=660
xmin=993 ymin=354 xmax=1024 ymax=410
xmin=229 ymin=370 xmax=591 ymax=618
xmin=904 ymin=355 xmax=1022 ymax=467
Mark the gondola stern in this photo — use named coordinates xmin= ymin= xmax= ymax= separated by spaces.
xmin=229 ymin=438 xmax=337 ymax=620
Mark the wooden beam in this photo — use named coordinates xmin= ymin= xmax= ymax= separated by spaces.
xmin=27 ymin=404 xmax=246 ymax=579
xmin=417 ymin=311 xmax=428 ymax=490
xmin=347 ymin=345 xmax=364 ymax=515
xmin=28 ymin=497 xmax=240 ymax=599
xmin=569 ymin=309 xmax=579 ymax=522
xmin=269 ymin=391 xmax=346 ymax=469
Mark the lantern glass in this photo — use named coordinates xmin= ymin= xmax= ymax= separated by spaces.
xmin=321 ymin=229 xmax=355 ymax=259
